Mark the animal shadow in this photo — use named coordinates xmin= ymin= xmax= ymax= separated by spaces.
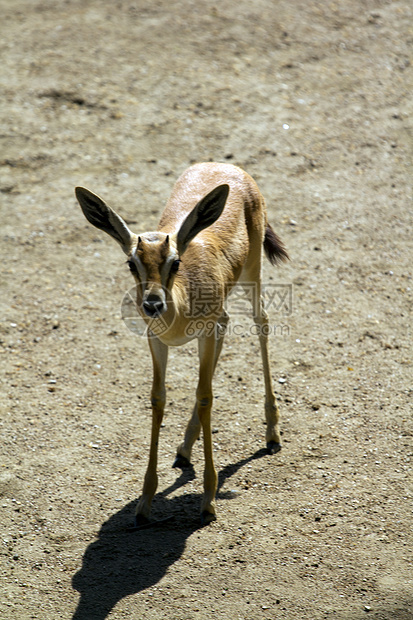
xmin=72 ymin=448 xmax=270 ymax=619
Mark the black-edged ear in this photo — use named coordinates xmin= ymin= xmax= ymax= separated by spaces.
xmin=176 ymin=184 xmax=229 ymax=255
xmin=75 ymin=187 xmax=134 ymax=255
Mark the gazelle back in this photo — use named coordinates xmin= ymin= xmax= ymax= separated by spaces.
xmin=75 ymin=162 xmax=288 ymax=526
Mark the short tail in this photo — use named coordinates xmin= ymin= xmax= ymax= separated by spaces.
xmin=263 ymin=224 xmax=289 ymax=266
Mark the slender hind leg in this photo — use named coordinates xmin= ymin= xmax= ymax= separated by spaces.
xmin=247 ymin=274 xmax=281 ymax=454
xmin=174 ymin=310 xmax=229 ymax=468
xmin=172 ymin=403 xmax=199 ymax=468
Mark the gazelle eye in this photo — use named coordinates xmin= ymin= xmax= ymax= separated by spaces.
xmin=171 ymin=259 xmax=180 ymax=273
xmin=127 ymin=260 xmax=138 ymax=275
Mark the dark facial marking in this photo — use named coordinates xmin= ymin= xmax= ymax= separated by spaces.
xmin=127 ymin=260 xmax=138 ymax=275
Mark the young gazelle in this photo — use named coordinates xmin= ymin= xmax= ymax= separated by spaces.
xmin=75 ymin=162 xmax=288 ymax=526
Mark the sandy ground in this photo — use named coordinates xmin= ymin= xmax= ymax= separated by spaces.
xmin=0 ymin=1 xmax=412 ymax=618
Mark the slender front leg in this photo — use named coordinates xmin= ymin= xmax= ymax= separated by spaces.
xmin=135 ymin=335 xmax=168 ymax=523
xmin=175 ymin=310 xmax=229 ymax=468
xmin=196 ymin=333 xmax=220 ymax=524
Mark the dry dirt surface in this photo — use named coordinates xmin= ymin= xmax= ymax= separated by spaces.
xmin=1 ymin=1 xmax=412 ymax=619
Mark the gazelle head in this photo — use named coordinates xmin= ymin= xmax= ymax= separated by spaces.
xmin=75 ymin=184 xmax=229 ymax=320
xmin=127 ymin=232 xmax=180 ymax=318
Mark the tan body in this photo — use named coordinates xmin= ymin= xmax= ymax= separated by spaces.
xmin=75 ymin=162 xmax=288 ymax=525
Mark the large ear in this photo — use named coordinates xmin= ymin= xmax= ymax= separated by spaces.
xmin=75 ymin=187 xmax=134 ymax=255
xmin=176 ymin=184 xmax=229 ymax=255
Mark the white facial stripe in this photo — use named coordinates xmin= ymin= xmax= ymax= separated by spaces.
xmin=130 ymin=248 xmax=147 ymax=280
xmin=161 ymin=252 xmax=179 ymax=283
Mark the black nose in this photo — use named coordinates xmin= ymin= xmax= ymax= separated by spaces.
xmin=142 ymin=300 xmax=165 ymax=317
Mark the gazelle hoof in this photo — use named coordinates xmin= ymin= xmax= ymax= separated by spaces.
xmin=133 ymin=513 xmax=151 ymax=528
xmin=266 ymin=440 xmax=281 ymax=454
xmin=172 ymin=453 xmax=191 ymax=469
xmin=201 ymin=510 xmax=217 ymax=526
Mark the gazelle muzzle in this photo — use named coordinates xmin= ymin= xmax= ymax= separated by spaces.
xmin=142 ymin=289 xmax=167 ymax=317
